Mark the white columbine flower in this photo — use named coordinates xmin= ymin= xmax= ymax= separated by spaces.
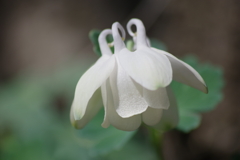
xmin=70 ymin=19 xmax=207 ymax=131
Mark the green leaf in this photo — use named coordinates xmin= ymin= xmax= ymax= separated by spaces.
xmin=89 ymin=30 xmax=102 ymax=56
xmin=0 ymin=79 xmax=57 ymax=141
xmin=103 ymin=136 xmax=158 ymax=160
xmin=172 ymin=56 xmax=224 ymax=132
xmin=89 ymin=30 xmax=114 ymax=56
xmin=76 ymin=109 xmax=136 ymax=156
xmin=177 ymin=110 xmax=201 ymax=133
xmin=1 ymin=136 xmax=52 ymax=160
xmin=0 ymin=60 xmax=136 ymax=159
xmin=150 ymin=39 xmax=168 ymax=51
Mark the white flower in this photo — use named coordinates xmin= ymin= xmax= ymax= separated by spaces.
xmin=70 ymin=19 xmax=207 ymax=131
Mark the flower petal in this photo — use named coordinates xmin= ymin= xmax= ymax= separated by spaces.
xmin=154 ymin=87 xmax=179 ymax=131
xmin=72 ymin=55 xmax=115 ymax=120
xmin=142 ymin=107 xmax=163 ymax=126
xmin=110 ymin=61 xmax=148 ymax=118
xmin=133 ymin=81 xmax=170 ymax=109
xmin=143 ymin=87 xmax=170 ymax=109
xmin=116 ymin=46 xmax=172 ymax=90
xmin=104 ymin=79 xmax=142 ymax=131
xmin=70 ymin=88 xmax=103 ymax=129
xmin=101 ymin=82 xmax=110 ymax=128
xmin=152 ymin=48 xmax=208 ymax=93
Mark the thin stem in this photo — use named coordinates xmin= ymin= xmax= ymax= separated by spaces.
xmin=126 ymin=40 xmax=134 ymax=51
xmin=148 ymin=127 xmax=164 ymax=160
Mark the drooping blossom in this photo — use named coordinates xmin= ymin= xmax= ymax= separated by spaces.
xmin=70 ymin=19 xmax=207 ymax=131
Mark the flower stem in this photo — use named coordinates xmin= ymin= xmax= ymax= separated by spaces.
xmin=126 ymin=40 xmax=134 ymax=51
xmin=149 ymin=127 xmax=164 ymax=160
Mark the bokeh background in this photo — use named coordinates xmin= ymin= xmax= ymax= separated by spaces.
xmin=0 ymin=0 xmax=239 ymax=160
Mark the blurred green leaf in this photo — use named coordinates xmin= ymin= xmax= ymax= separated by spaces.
xmin=0 ymin=60 xmax=136 ymax=159
xmin=171 ymin=56 xmax=224 ymax=132
xmin=177 ymin=110 xmax=201 ymax=133
xmin=89 ymin=30 xmax=102 ymax=56
xmin=103 ymin=135 xmax=158 ymax=160
xmin=76 ymin=109 xmax=136 ymax=156
xmin=1 ymin=136 xmax=52 ymax=160
xmin=0 ymin=79 xmax=57 ymax=141
xmin=89 ymin=30 xmax=114 ymax=56
xmin=150 ymin=39 xmax=168 ymax=51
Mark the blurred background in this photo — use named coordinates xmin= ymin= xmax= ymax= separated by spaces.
xmin=0 ymin=0 xmax=239 ymax=160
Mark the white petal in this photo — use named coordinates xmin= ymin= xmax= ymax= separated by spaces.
xmin=151 ymin=48 xmax=208 ymax=93
xmin=142 ymin=107 xmax=163 ymax=126
xmin=110 ymin=61 xmax=148 ymax=118
xmin=154 ymin=87 xmax=179 ymax=131
xmin=104 ymin=79 xmax=142 ymax=131
xmin=72 ymin=55 xmax=115 ymax=120
xmin=116 ymin=46 xmax=172 ymax=90
xmin=143 ymin=86 xmax=170 ymax=109
xmin=101 ymin=82 xmax=110 ymax=128
xmin=133 ymin=81 xmax=170 ymax=109
xmin=70 ymin=89 xmax=103 ymax=129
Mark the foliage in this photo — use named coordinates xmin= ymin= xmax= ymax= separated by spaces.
xmin=171 ymin=56 xmax=224 ymax=132
xmin=0 ymin=61 xmax=140 ymax=160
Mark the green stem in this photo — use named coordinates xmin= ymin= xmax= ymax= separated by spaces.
xmin=149 ymin=127 xmax=164 ymax=160
xmin=126 ymin=40 xmax=134 ymax=51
